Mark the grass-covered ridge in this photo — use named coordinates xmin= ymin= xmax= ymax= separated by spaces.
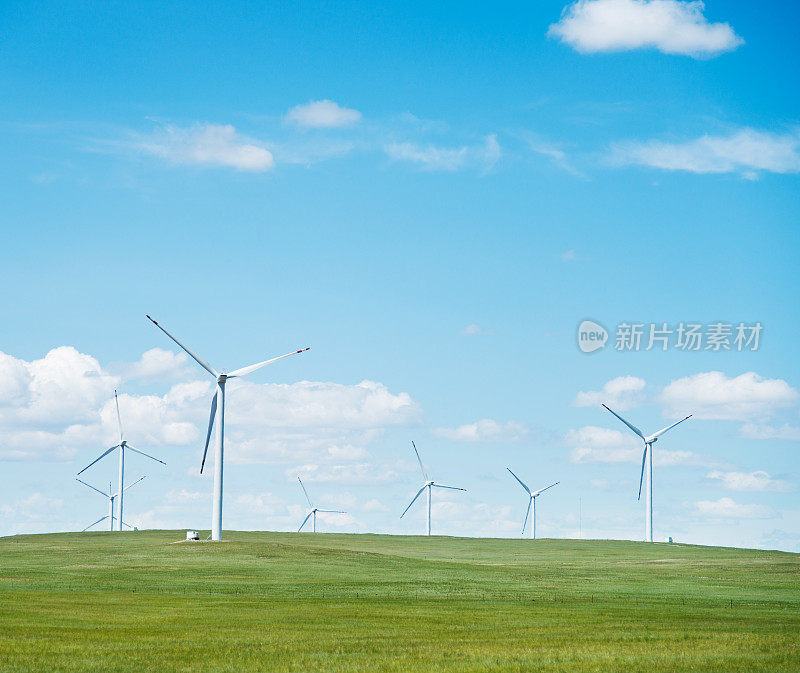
xmin=0 ymin=531 xmax=798 ymax=672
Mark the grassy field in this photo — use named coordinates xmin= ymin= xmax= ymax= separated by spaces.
xmin=0 ymin=531 xmax=797 ymax=672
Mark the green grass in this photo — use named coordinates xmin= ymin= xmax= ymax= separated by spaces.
xmin=0 ymin=531 xmax=798 ymax=672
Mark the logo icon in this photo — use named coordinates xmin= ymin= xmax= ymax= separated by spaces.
xmin=577 ymin=320 xmax=608 ymax=353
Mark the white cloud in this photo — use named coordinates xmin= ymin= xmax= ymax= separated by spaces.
xmin=0 ymin=347 xmax=420 ymax=466
xmin=707 ymin=470 xmax=794 ymax=493
xmin=435 ymin=419 xmax=528 ymax=443
xmin=287 ymin=461 xmax=408 ymax=484
xmin=362 ymin=498 xmax=389 ymax=512
xmin=566 ymin=425 xmax=694 ymax=465
xmin=234 ymin=492 xmax=285 ymax=516
xmin=660 ymin=371 xmax=799 ymax=420
xmin=461 ymin=324 xmax=483 ymax=335
xmin=561 ymin=249 xmax=577 ymax=261
xmin=695 ymin=497 xmax=773 ymax=519
xmin=0 ymin=347 xmax=118 ymax=459
xmin=610 ymin=128 xmax=800 ymax=176
xmin=165 ymin=488 xmax=205 ymax=504
xmin=114 ymin=348 xmax=189 ymax=382
xmin=135 ymin=123 xmax=275 ymax=171
xmin=548 ymin=0 xmax=743 ymax=57
xmin=0 ymin=493 xmax=64 ymax=521
xmin=740 ymin=423 xmax=800 ymax=441
xmin=385 ymin=134 xmax=500 ymax=172
xmin=285 ymin=100 xmax=362 ymax=128
xmin=573 ymin=375 xmax=646 ymax=410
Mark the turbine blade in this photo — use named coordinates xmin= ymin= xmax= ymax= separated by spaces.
xmin=507 ymin=467 xmax=531 ymax=495
xmin=521 ymin=498 xmax=531 ymax=535
xmin=200 ymin=391 xmax=218 ymax=475
xmin=114 ymin=390 xmax=124 ymax=443
xmin=120 ymin=520 xmax=134 ymax=529
xmin=146 ymin=315 xmax=217 ymax=377
xmin=82 ymin=516 xmax=108 ymax=532
xmin=602 ymin=404 xmax=645 ymax=440
xmin=123 ymin=475 xmax=147 ymax=492
xmin=125 ymin=445 xmax=166 ymax=466
xmin=317 ymin=509 xmax=345 ymax=514
xmin=227 ymin=348 xmax=310 ymax=378
xmin=400 ymin=485 xmax=427 ymax=518
xmin=298 ymin=511 xmax=313 ymax=532
xmin=532 ymin=481 xmax=560 ymax=497
xmin=77 ymin=445 xmax=120 ymax=475
xmin=75 ymin=478 xmax=110 ymax=499
xmin=298 ymin=476 xmax=313 ymax=508
xmin=432 ymin=483 xmax=466 ymax=491
xmin=411 ymin=441 xmax=428 ymax=481
xmin=648 ymin=415 xmax=692 ymax=441
xmin=638 ymin=445 xmax=648 ymax=500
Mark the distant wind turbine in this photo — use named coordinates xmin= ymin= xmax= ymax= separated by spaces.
xmin=507 ymin=468 xmax=559 ymax=539
xmin=147 ymin=315 xmax=309 ymax=541
xmin=77 ymin=390 xmax=165 ymax=531
xmin=602 ymin=404 xmax=692 ymax=542
xmin=401 ymin=441 xmax=466 ymax=536
xmin=296 ymin=477 xmax=345 ymax=533
xmin=76 ymin=476 xmax=145 ymax=531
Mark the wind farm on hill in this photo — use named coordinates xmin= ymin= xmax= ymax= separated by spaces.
xmin=61 ymin=315 xmax=696 ymax=543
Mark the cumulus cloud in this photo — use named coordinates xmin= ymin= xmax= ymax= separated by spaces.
xmin=706 ymin=470 xmax=794 ymax=493
xmin=434 ymin=419 xmax=528 ymax=443
xmin=0 ymin=493 xmax=65 ymax=521
xmin=561 ymin=249 xmax=578 ymax=261
xmin=695 ymin=497 xmax=773 ymax=519
xmin=740 ymin=423 xmax=800 ymax=441
xmin=0 ymin=347 xmax=118 ymax=459
xmin=385 ymin=134 xmax=500 ymax=172
xmin=113 ymin=348 xmax=189 ymax=382
xmin=548 ymin=0 xmax=743 ymax=57
xmin=461 ymin=324 xmax=495 ymax=335
xmin=134 ymin=123 xmax=275 ymax=171
xmin=660 ymin=371 xmax=799 ymax=420
xmin=610 ymin=128 xmax=800 ymax=176
xmin=566 ymin=425 xmax=694 ymax=465
xmin=285 ymin=100 xmax=362 ymax=128
xmin=573 ymin=375 xmax=646 ymax=410
xmin=0 ymin=348 xmax=420 ymax=466
xmin=286 ymin=461 xmax=409 ymax=484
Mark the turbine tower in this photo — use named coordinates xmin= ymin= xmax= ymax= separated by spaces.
xmin=77 ymin=391 xmax=165 ymax=531
xmin=76 ymin=476 xmax=145 ymax=531
xmin=506 ymin=468 xmax=559 ymax=539
xmin=147 ymin=315 xmax=309 ymax=541
xmin=297 ymin=477 xmax=345 ymax=533
xmin=400 ymin=441 xmax=466 ymax=536
xmin=602 ymin=404 xmax=692 ymax=542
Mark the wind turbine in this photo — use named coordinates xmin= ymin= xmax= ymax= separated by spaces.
xmin=506 ymin=468 xmax=559 ymax=539
xmin=147 ymin=315 xmax=309 ymax=541
xmin=76 ymin=476 xmax=145 ymax=531
xmin=77 ymin=390 xmax=165 ymax=531
xmin=602 ymin=404 xmax=692 ymax=542
xmin=296 ymin=477 xmax=346 ymax=533
xmin=400 ymin=441 xmax=466 ymax=536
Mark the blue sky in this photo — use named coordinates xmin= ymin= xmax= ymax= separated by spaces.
xmin=1 ymin=0 xmax=798 ymax=549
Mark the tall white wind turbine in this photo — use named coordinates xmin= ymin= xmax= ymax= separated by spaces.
xmin=147 ymin=315 xmax=309 ymax=541
xmin=400 ymin=441 xmax=466 ymax=536
xmin=296 ymin=477 xmax=346 ymax=533
xmin=76 ymin=476 xmax=145 ymax=531
xmin=602 ymin=404 xmax=692 ymax=542
xmin=506 ymin=468 xmax=559 ymax=539
xmin=77 ymin=390 xmax=165 ymax=531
